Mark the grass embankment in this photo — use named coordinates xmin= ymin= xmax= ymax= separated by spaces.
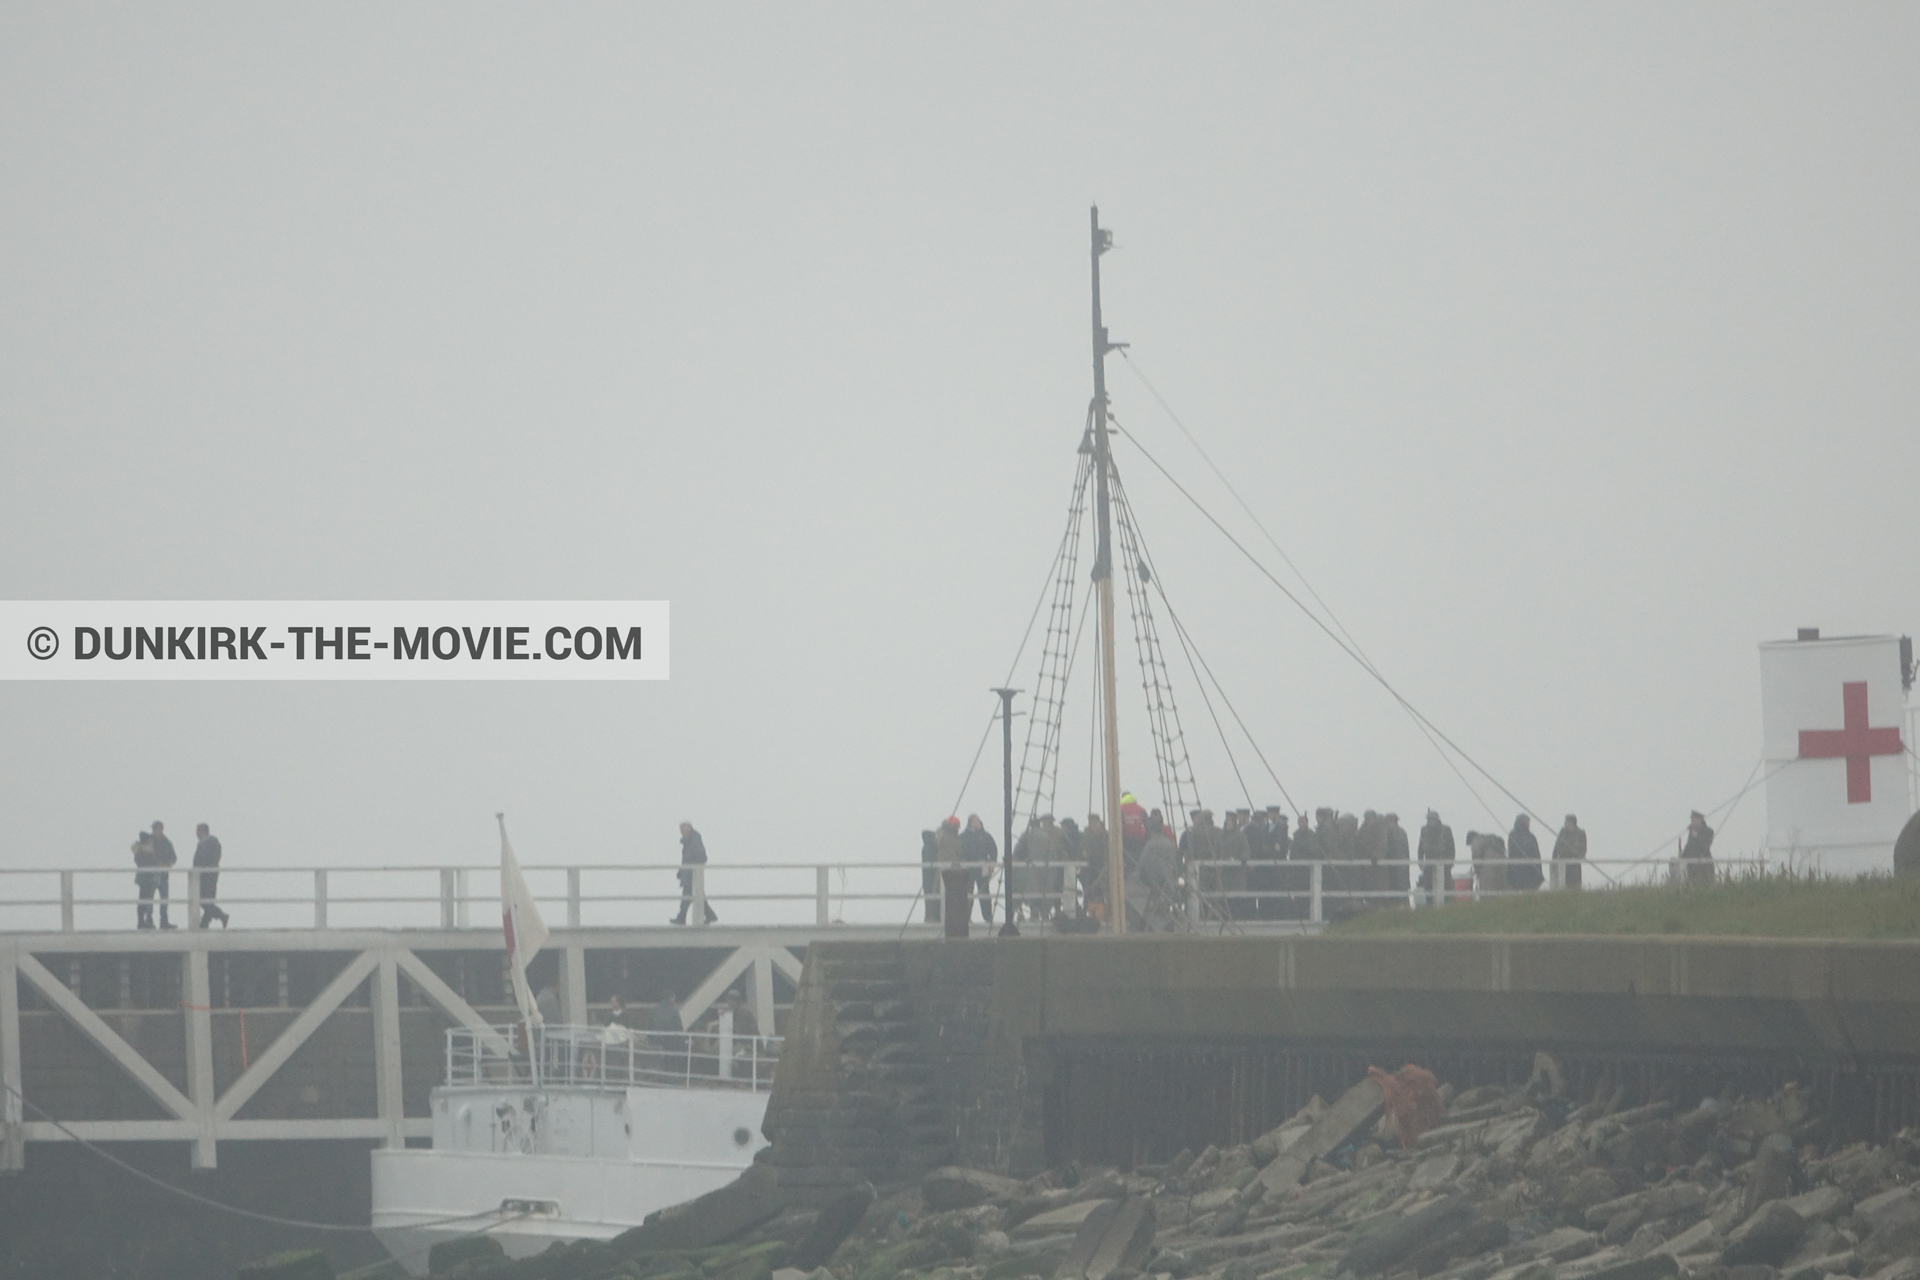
xmin=1329 ymin=871 xmax=1920 ymax=940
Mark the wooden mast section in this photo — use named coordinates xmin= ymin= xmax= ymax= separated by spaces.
xmin=1089 ymin=206 xmax=1126 ymax=934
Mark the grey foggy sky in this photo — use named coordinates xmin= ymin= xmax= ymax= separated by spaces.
xmin=2 ymin=5 xmax=1915 ymax=917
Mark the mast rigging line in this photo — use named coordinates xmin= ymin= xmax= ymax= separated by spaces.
xmin=1112 ymin=355 xmax=1517 ymax=833
xmin=1108 ymin=415 xmax=1548 ymax=830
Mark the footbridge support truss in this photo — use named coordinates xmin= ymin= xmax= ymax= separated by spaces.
xmin=0 ymin=925 xmax=876 ymax=1171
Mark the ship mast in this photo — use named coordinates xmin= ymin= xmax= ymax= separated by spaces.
xmin=1089 ymin=206 xmax=1127 ymax=933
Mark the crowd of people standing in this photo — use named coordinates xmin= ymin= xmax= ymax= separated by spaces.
xmin=921 ymin=798 xmax=1607 ymax=929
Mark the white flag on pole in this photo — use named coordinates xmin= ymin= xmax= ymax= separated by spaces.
xmin=498 ymin=813 xmax=549 ymax=1027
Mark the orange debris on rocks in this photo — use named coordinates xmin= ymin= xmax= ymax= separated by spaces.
xmin=1369 ymin=1062 xmax=1443 ymax=1148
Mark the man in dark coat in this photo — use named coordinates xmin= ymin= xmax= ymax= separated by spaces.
xmin=1551 ymin=815 xmax=1588 ymax=889
xmin=959 ymin=814 xmax=997 ymax=924
xmin=1508 ymin=815 xmax=1544 ymax=890
xmin=671 ymin=822 xmax=717 ymax=924
xmin=192 ymin=823 xmax=229 ymax=928
xmin=141 ymin=821 xmax=177 ymax=929
xmin=1384 ymin=813 xmax=1411 ymax=897
xmin=1417 ymin=811 xmax=1455 ymax=905
xmin=1680 ymin=811 xmax=1714 ymax=885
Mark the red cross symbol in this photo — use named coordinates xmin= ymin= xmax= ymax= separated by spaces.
xmin=1798 ymin=681 xmax=1904 ymax=804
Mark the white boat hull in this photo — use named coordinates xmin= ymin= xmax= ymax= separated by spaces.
xmin=371 ymin=1075 xmax=772 ymax=1276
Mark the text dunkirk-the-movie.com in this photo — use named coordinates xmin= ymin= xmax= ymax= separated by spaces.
xmin=0 ymin=602 xmax=669 ymax=681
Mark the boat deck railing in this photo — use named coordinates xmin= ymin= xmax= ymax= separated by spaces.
xmin=445 ymin=1023 xmax=781 ymax=1092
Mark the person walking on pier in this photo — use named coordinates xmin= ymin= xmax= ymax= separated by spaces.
xmin=1551 ymin=815 xmax=1587 ymax=889
xmin=671 ymin=822 xmax=717 ymax=925
xmin=193 ymin=823 xmax=229 ymax=928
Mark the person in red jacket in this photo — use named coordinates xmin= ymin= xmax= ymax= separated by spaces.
xmin=1119 ymin=792 xmax=1147 ymax=856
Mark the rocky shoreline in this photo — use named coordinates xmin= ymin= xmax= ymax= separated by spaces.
xmin=247 ymin=1057 xmax=1920 ymax=1280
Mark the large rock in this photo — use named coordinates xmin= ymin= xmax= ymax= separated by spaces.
xmin=1259 ymin=1077 xmax=1387 ymax=1194
xmin=236 ymin=1251 xmax=335 ymax=1280
xmin=790 ymin=1182 xmax=875 ymax=1270
xmin=615 ymin=1163 xmax=784 ymax=1253
xmin=1724 ymin=1202 xmax=1809 ymax=1267
xmin=923 ymin=1167 xmax=1025 ymax=1211
xmin=428 ymin=1236 xmax=505 ymax=1274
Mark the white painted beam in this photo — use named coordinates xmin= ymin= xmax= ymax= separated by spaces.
xmin=1 ymin=942 xmax=22 ymax=1172
xmin=752 ymin=950 xmax=776 ymax=1041
xmin=23 ymin=1117 xmax=433 ymax=1143
xmin=392 ymin=950 xmax=511 ymax=1058
xmin=679 ymin=946 xmax=755 ymax=1029
xmin=370 ymin=952 xmax=405 ymax=1149
xmin=563 ymin=947 xmax=587 ymax=1026
xmin=14 ymin=951 xmax=194 ymax=1121
xmin=183 ymin=947 xmax=216 ymax=1168
xmin=214 ymin=949 xmax=377 ymax=1122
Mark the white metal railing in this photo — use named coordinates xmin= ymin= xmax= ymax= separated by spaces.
xmin=0 ymin=856 xmax=1768 ymax=934
xmin=445 ymin=1024 xmax=781 ymax=1092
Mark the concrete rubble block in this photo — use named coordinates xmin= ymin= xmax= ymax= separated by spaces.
xmin=1743 ymin=1135 xmax=1801 ymax=1219
xmin=1335 ymin=1194 xmax=1474 ymax=1276
xmin=1723 ymin=1202 xmax=1809 ymax=1268
xmin=1017 ymin=1199 xmax=1118 ymax=1240
xmin=1252 ymin=1122 xmax=1315 ymax=1167
xmin=1782 ymin=1252 xmax=1855 ymax=1280
xmin=924 ymin=1167 xmax=1027 ymax=1212
xmin=1409 ymin=1153 xmax=1461 ymax=1191
xmin=1585 ymin=1183 xmax=1707 ymax=1229
xmin=1867 ymin=1260 xmax=1920 ymax=1280
xmin=1510 ymin=1226 xmax=1601 ymax=1264
xmin=1574 ymin=1251 xmax=1680 ymax=1280
xmin=1853 ymin=1186 xmax=1920 ymax=1236
xmin=1556 ymin=1245 xmax=1628 ymax=1280
xmin=1857 ymin=1207 xmax=1920 ymax=1273
xmin=1055 ymin=1196 xmax=1156 ymax=1280
xmin=1778 ymin=1187 xmax=1852 ymax=1224
xmin=1193 ymin=1187 xmax=1243 ymax=1215
xmin=1562 ymin=1169 xmax=1623 ymax=1213
xmin=790 ymin=1182 xmax=875 ymax=1270
xmin=1654 ymin=1217 xmax=1719 ymax=1259
xmin=1260 ymin=1078 xmax=1387 ymax=1195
